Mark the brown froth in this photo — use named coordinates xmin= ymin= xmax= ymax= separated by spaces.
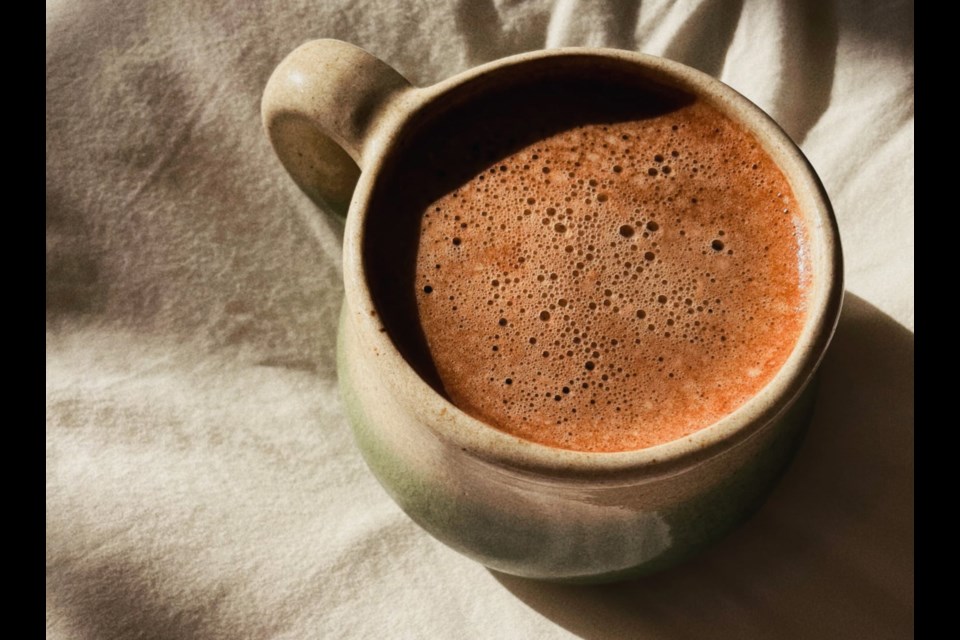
xmin=365 ymin=75 xmax=810 ymax=452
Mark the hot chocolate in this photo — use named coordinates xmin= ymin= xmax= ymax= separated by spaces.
xmin=364 ymin=74 xmax=810 ymax=453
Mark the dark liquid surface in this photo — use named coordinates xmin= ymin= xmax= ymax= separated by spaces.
xmin=365 ymin=74 xmax=810 ymax=452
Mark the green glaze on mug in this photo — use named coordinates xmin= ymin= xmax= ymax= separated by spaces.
xmin=265 ymin=40 xmax=843 ymax=583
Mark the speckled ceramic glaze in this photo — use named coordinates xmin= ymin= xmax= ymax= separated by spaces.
xmin=262 ymin=40 xmax=844 ymax=582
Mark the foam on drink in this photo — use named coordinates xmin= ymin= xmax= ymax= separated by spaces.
xmin=366 ymin=76 xmax=810 ymax=452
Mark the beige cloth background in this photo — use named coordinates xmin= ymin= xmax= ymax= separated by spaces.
xmin=47 ymin=1 xmax=914 ymax=638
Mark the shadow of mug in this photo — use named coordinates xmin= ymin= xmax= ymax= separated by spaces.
xmin=492 ymin=291 xmax=913 ymax=638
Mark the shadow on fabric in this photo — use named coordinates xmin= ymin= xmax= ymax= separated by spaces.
xmin=492 ymin=291 xmax=914 ymax=639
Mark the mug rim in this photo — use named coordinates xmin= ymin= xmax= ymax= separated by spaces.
xmin=342 ymin=47 xmax=844 ymax=479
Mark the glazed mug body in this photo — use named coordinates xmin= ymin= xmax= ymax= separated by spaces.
xmin=262 ymin=40 xmax=843 ymax=582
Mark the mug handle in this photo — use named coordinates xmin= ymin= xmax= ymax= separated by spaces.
xmin=261 ymin=39 xmax=412 ymax=217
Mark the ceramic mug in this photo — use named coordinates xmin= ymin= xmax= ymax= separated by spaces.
xmin=261 ymin=39 xmax=843 ymax=583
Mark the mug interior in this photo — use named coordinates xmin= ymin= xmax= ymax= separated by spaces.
xmin=345 ymin=50 xmax=842 ymax=479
